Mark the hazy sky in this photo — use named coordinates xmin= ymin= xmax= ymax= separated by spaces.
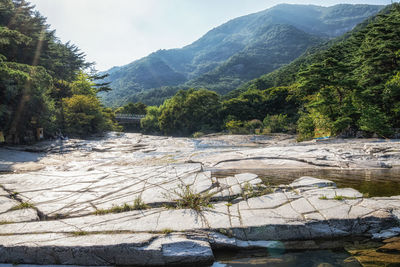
xmin=29 ymin=0 xmax=393 ymax=71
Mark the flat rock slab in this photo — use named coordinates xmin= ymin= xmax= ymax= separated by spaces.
xmin=1 ymin=134 xmax=400 ymax=266
xmin=0 ymin=233 xmax=213 ymax=266
xmin=0 ymin=177 xmax=398 ymax=238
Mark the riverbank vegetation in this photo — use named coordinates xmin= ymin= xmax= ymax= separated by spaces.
xmin=137 ymin=4 xmax=400 ymax=140
xmin=0 ymin=0 xmax=118 ymax=143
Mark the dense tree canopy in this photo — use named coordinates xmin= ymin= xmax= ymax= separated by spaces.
xmin=158 ymin=89 xmax=222 ymax=136
xmin=223 ymin=3 xmax=400 ymax=140
xmin=0 ymin=0 xmax=116 ymax=142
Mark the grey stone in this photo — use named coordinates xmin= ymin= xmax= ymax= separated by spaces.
xmin=161 ymin=236 xmax=214 ymax=265
xmin=1 ymin=133 xmax=400 ymax=266
xmin=208 ymin=232 xmax=237 ymax=248
xmin=290 ymin=176 xmax=336 ymax=189
xmin=372 ymin=227 xmax=400 ymax=240
xmin=0 ymin=233 xmax=214 ymax=266
xmin=0 ymin=209 xmax=39 ymax=223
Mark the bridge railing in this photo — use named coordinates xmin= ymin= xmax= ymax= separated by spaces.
xmin=115 ymin=114 xmax=146 ymax=120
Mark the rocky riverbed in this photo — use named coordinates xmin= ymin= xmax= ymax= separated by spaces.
xmin=0 ymin=133 xmax=399 ymax=266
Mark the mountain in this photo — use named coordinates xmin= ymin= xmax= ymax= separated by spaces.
xmin=101 ymin=4 xmax=384 ymax=106
xmin=187 ymin=24 xmax=322 ymax=94
xmin=224 ymin=3 xmax=400 ymax=139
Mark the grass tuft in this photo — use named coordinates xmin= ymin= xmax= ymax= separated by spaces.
xmin=165 ymin=184 xmax=214 ymax=211
xmin=133 ymin=196 xmax=149 ymax=210
xmin=161 ymin=228 xmax=173 ymax=234
xmin=71 ymin=231 xmax=89 ymax=236
xmin=242 ymin=182 xmax=273 ymax=200
xmin=10 ymin=202 xmax=35 ymax=211
xmin=94 ymin=196 xmax=149 ymax=215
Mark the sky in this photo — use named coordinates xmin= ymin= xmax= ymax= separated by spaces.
xmin=29 ymin=0 xmax=393 ymax=71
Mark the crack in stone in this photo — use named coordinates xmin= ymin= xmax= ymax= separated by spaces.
xmin=303 ymin=196 xmax=328 ymax=221
xmin=0 ymin=184 xmax=46 ymax=221
xmin=227 ymin=205 xmax=233 ymax=228
xmin=155 ymin=210 xmax=162 ymax=231
xmin=236 ymin=204 xmax=244 ymax=227
xmin=283 ymin=192 xmax=306 ymax=221
xmin=212 ymin=156 xmax=341 ymax=168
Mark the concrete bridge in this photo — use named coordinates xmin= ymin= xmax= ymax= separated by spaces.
xmin=115 ymin=114 xmax=146 ymax=124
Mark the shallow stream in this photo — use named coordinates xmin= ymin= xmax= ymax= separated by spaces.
xmin=211 ymin=168 xmax=400 ymax=266
xmin=212 ymin=168 xmax=400 ymax=197
xmin=212 ymin=249 xmax=361 ymax=267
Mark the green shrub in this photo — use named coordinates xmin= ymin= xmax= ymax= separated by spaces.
xmin=225 ymin=120 xmax=250 ymax=134
xmin=63 ymin=95 xmax=115 ymax=137
xmin=140 ymin=106 xmax=160 ymax=133
xmin=247 ymin=119 xmax=263 ymax=132
xmin=192 ymin=131 xmax=205 ymax=138
xmin=263 ymin=114 xmax=290 ymax=133
xmin=297 ymin=113 xmax=315 ymax=141
xmin=359 ymin=106 xmax=393 ymax=138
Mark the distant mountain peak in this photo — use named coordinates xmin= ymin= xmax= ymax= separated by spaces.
xmin=101 ymin=3 xmax=384 ymax=107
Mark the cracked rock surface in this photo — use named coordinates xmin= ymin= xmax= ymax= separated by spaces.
xmin=0 ymin=133 xmax=399 ymax=266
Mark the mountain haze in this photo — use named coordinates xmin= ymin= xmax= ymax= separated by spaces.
xmin=101 ymin=4 xmax=384 ymax=106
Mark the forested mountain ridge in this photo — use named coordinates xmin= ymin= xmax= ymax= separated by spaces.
xmin=101 ymin=4 xmax=383 ymax=106
xmin=186 ymin=24 xmax=323 ymax=95
xmin=223 ymin=3 xmax=400 ymax=139
xmin=137 ymin=3 xmax=400 ymax=139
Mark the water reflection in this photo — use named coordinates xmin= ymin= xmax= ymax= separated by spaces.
xmin=212 ymin=168 xmax=400 ymax=197
xmin=212 ymin=249 xmax=361 ymax=267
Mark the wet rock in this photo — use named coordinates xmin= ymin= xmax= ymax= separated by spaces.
xmin=346 ymin=240 xmax=400 ymax=267
xmin=289 ymin=176 xmax=336 ymax=189
xmin=162 ymin=236 xmax=214 ymax=265
xmin=378 ymin=236 xmax=400 ymax=253
xmin=372 ymin=227 xmax=400 ymax=240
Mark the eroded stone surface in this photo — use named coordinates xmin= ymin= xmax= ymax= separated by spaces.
xmin=1 ymin=133 xmax=399 ymax=266
xmin=0 ymin=233 xmax=214 ymax=266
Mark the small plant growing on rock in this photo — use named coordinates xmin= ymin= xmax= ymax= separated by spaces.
xmin=319 ymin=195 xmax=328 ymax=200
xmin=132 ymin=196 xmax=149 ymax=210
xmin=161 ymin=228 xmax=173 ymax=234
xmin=94 ymin=196 xmax=149 ymax=215
xmin=242 ymin=182 xmax=273 ymax=200
xmin=334 ymin=195 xmax=345 ymax=201
xmin=10 ymin=202 xmax=35 ymax=211
xmin=71 ymin=231 xmax=89 ymax=236
xmin=166 ymin=184 xmax=214 ymax=211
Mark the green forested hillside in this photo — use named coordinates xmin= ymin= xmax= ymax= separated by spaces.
xmin=225 ymin=4 xmax=400 ymax=139
xmin=187 ymin=24 xmax=323 ymax=95
xmin=0 ymin=0 xmax=118 ymax=142
xmin=140 ymin=4 xmax=400 ymax=139
xmin=101 ymin=4 xmax=383 ymax=106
